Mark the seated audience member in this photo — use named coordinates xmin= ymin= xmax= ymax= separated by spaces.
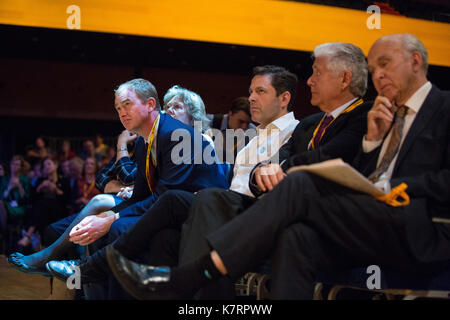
xmin=211 ymin=97 xmax=252 ymax=132
xmin=107 ymin=34 xmax=450 ymax=300
xmin=0 ymin=163 xmax=7 ymax=178
xmin=95 ymin=130 xmax=138 ymax=195
xmin=27 ymin=162 xmax=42 ymax=188
xmin=100 ymin=146 xmax=116 ymax=169
xmin=211 ymin=96 xmax=252 ymax=167
xmin=29 ymin=158 xmax=71 ymax=244
xmin=26 ymin=136 xmax=54 ymax=166
xmin=104 ymin=43 xmax=371 ymax=300
xmin=95 ymin=134 xmax=109 ymax=162
xmin=78 ymin=139 xmax=96 ymax=161
xmin=60 ymin=159 xmax=78 ymax=212
xmin=0 ymin=156 xmax=31 ymax=246
xmin=74 ymin=157 xmax=101 ymax=211
xmin=56 ymin=140 xmax=76 ymax=164
xmin=163 ymin=85 xmax=211 ymax=134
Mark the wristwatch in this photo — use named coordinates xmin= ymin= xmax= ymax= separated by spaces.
xmin=118 ymin=146 xmax=128 ymax=152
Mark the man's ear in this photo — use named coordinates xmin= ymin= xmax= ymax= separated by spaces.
xmin=411 ymin=51 xmax=423 ymax=73
xmin=341 ymin=71 xmax=352 ymax=91
xmin=146 ymin=97 xmax=157 ymax=112
xmin=280 ymin=91 xmax=291 ymax=109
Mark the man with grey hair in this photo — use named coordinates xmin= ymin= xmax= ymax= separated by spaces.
xmin=104 ymin=44 xmax=374 ymax=299
xmin=106 ymin=33 xmax=450 ymax=300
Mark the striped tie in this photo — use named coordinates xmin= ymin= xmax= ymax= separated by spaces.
xmin=368 ymin=106 xmax=408 ymax=183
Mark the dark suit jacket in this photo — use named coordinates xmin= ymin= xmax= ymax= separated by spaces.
xmin=249 ymin=100 xmax=372 ymax=197
xmin=353 ymin=86 xmax=449 ymax=217
xmin=353 ymin=86 xmax=450 ymax=262
xmin=112 ymin=113 xmax=229 ymax=217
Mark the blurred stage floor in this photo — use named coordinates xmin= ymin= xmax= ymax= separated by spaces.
xmin=0 ymin=254 xmax=73 ymax=300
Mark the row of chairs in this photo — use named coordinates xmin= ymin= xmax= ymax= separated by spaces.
xmin=235 ymin=220 xmax=450 ymax=300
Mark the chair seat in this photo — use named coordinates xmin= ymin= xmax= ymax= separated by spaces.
xmin=317 ymin=265 xmax=450 ymax=291
xmin=316 ymin=263 xmax=450 ymax=300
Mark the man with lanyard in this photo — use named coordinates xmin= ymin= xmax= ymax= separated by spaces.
xmin=43 ymin=78 xmax=228 ymax=299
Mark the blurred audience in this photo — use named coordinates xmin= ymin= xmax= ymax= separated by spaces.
xmin=78 ymin=139 xmax=96 ymax=161
xmin=27 ymin=162 xmax=42 ymax=188
xmin=0 ymin=155 xmax=31 ymax=242
xmin=28 ymin=158 xmax=72 ymax=246
xmin=56 ymin=139 xmax=76 ymax=163
xmin=75 ymin=157 xmax=101 ymax=211
xmin=26 ymin=136 xmax=54 ymax=166
xmin=0 ymin=163 xmax=7 ymax=178
xmin=100 ymin=146 xmax=116 ymax=168
xmin=95 ymin=134 xmax=109 ymax=162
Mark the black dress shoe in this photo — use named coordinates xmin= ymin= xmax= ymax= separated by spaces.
xmin=46 ymin=258 xmax=108 ymax=284
xmin=7 ymin=252 xmax=52 ymax=277
xmin=45 ymin=260 xmax=81 ymax=282
xmin=106 ymin=245 xmax=182 ymax=300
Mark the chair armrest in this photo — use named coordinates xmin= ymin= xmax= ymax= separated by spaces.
xmin=432 ymin=217 xmax=450 ymax=224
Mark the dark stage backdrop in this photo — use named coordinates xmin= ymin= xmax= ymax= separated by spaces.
xmin=0 ymin=25 xmax=448 ymax=163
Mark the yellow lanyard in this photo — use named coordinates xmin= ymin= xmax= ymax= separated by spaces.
xmin=145 ymin=113 xmax=160 ymax=193
xmin=83 ymin=179 xmax=95 ymax=198
xmin=311 ymin=98 xmax=363 ymax=149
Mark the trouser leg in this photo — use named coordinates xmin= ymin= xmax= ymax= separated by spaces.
xmin=207 ymin=171 xmax=409 ymax=282
xmin=113 ymin=190 xmax=195 ymax=260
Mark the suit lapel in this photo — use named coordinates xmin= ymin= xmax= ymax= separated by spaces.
xmin=394 ymin=86 xmax=442 ymax=172
xmin=297 ymin=114 xmax=322 ymax=151
xmin=320 ymin=112 xmax=348 ymax=143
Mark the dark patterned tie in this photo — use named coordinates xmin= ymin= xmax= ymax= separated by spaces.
xmin=312 ymin=115 xmax=334 ymax=149
xmin=368 ymin=106 xmax=408 ymax=183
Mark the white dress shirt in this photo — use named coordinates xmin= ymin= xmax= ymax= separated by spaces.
xmin=362 ymin=81 xmax=432 ymax=192
xmin=229 ymin=112 xmax=299 ymax=197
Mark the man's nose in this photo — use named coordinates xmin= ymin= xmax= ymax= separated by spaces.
xmin=372 ymin=68 xmax=383 ymax=81
xmin=307 ymin=75 xmax=313 ymax=87
xmin=119 ymin=109 xmax=127 ymax=117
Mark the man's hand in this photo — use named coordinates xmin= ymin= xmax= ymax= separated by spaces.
xmin=116 ymin=186 xmax=133 ymax=200
xmin=254 ymin=164 xmax=286 ymax=192
xmin=104 ymin=180 xmax=128 ymax=194
xmin=69 ymin=212 xmax=116 ymax=246
xmin=117 ymin=130 xmax=138 ymax=151
xmin=366 ymin=95 xmax=397 ymax=141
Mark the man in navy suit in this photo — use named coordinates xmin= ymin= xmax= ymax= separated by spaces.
xmin=106 ymin=34 xmax=450 ymax=300
xmin=43 ymin=79 xmax=228 ymax=295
